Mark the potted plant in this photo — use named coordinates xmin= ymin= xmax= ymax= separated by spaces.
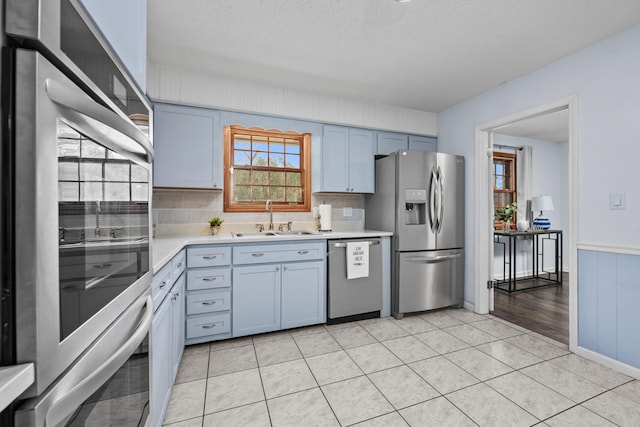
xmin=208 ymin=216 xmax=224 ymax=235
xmin=495 ymin=202 xmax=517 ymax=231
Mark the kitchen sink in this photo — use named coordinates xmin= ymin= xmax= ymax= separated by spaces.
xmin=275 ymin=231 xmax=318 ymax=236
xmin=233 ymin=232 xmax=278 ymax=237
xmin=233 ymin=231 xmax=319 ymax=238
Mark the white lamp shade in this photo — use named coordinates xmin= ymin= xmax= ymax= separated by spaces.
xmin=531 ymin=195 xmax=554 ymax=212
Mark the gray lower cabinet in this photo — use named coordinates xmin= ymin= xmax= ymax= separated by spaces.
xmin=151 ymin=250 xmax=186 ymax=427
xmin=233 ymin=264 xmax=281 ymax=336
xmin=232 ymin=242 xmax=326 ymax=337
xmin=185 ymin=246 xmax=232 ymax=344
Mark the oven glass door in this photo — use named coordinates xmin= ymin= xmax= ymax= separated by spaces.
xmin=66 ymin=337 xmax=149 ymax=426
xmin=57 ymin=119 xmax=150 ymax=340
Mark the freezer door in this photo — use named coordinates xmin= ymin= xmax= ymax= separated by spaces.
xmin=394 ymin=249 xmax=464 ymax=316
xmin=396 ymin=151 xmax=437 ymax=251
xmin=436 ymin=153 xmax=465 ymax=249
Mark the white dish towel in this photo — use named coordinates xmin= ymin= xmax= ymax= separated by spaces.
xmin=346 ymin=241 xmax=369 ymax=280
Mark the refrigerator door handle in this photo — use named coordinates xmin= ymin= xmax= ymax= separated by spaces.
xmin=405 ymin=253 xmax=463 ymax=264
xmin=428 ymin=169 xmax=437 ymax=232
xmin=437 ymin=167 xmax=444 ymax=233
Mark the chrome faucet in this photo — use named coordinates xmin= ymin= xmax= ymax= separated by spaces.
xmin=265 ymin=199 xmax=274 ymax=230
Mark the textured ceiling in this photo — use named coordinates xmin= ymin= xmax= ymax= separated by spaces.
xmin=148 ymin=0 xmax=640 ymax=113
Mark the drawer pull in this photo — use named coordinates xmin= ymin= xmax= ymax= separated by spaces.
xmin=298 ymin=250 xmax=309 ymax=255
xmin=159 ymin=281 xmax=167 ymax=289
xmin=202 ymin=324 xmax=217 ymax=329
xmin=201 ymin=301 xmax=217 ymax=305
xmin=93 ymin=263 xmax=112 ymax=269
xmin=252 ymin=253 xmax=264 ymax=257
xmin=202 ymin=255 xmax=217 ymax=260
xmin=202 ymin=277 xmax=217 ymax=282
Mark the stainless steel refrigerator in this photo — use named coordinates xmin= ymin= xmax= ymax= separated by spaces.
xmin=366 ymin=150 xmax=465 ymax=318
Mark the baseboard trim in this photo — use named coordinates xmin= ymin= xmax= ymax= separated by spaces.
xmin=464 ymin=301 xmax=478 ymax=313
xmin=575 ymin=346 xmax=640 ymax=380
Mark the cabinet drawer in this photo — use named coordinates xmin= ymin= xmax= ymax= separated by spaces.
xmin=186 ymin=290 xmax=230 ymax=315
xmin=186 ymin=313 xmax=230 ymax=339
xmin=187 ymin=246 xmax=231 ymax=268
xmin=172 ymin=249 xmax=186 ymax=278
xmin=151 ymin=263 xmax=173 ymax=310
xmin=233 ymin=242 xmax=325 ymax=265
xmin=187 ymin=267 xmax=231 ymax=291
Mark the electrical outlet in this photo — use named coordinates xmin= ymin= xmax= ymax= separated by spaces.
xmin=343 ymin=207 xmax=352 ymax=217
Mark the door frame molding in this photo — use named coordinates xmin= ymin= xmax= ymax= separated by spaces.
xmin=474 ymin=95 xmax=578 ymax=352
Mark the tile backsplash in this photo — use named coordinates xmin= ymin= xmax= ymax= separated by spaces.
xmin=153 ymin=189 xmax=366 ymax=236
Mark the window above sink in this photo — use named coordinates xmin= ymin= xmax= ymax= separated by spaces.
xmin=224 ymin=125 xmax=312 ymax=213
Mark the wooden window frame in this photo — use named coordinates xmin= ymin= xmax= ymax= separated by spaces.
xmin=223 ymin=125 xmax=311 ymax=212
xmin=493 ymin=151 xmax=517 ymax=230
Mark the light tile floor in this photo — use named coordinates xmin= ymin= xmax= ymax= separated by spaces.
xmin=162 ymin=309 xmax=640 ymax=426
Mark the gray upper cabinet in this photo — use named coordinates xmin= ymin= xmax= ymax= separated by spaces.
xmin=79 ymin=0 xmax=147 ymax=91
xmin=409 ymin=135 xmax=437 ymax=152
xmin=319 ymin=125 xmax=374 ymax=193
xmin=153 ymin=103 xmax=222 ymax=189
xmin=376 ymin=132 xmax=408 ymax=155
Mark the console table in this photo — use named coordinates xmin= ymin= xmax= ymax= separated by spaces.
xmin=494 ymin=229 xmax=563 ymax=293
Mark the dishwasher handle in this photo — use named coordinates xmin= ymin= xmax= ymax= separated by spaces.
xmin=331 ymin=240 xmax=380 ymax=248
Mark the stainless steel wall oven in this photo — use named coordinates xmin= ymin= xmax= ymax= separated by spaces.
xmin=2 ymin=0 xmax=154 ymax=425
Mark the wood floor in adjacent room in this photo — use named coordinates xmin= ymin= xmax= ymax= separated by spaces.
xmin=491 ymin=273 xmax=569 ymax=345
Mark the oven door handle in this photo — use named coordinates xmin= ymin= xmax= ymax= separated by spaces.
xmin=46 ymin=295 xmax=153 ymax=427
xmin=45 ymin=78 xmax=153 ymax=163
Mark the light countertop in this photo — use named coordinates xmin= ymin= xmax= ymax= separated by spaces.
xmin=152 ymin=230 xmax=392 ymax=273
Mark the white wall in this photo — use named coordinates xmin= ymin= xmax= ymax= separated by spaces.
xmin=147 ymin=63 xmax=438 ymax=136
xmin=439 ymin=24 xmax=640 ymax=305
xmin=492 ymin=135 xmax=569 ymax=278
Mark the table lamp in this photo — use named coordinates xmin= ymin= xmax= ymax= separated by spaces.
xmin=531 ymin=196 xmax=554 ymax=230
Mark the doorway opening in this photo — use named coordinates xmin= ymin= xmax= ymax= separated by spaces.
xmin=474 ymin=96 xmax=578 ymax=351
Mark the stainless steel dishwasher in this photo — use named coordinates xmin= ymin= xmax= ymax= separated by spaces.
xmin=327 ymin=238 xmax=383 ymax=322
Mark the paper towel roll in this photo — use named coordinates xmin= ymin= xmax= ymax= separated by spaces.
xmin=319 ymin=204 xmax=332 ymax=231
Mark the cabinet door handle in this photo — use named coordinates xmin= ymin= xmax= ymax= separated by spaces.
xmin=202 ymin=255 xmax=217 ymax=260
xmin=252 ymin=253 xmax=264 ymax=257
xmin=283 ymin=266 xmax=287 ymax=271
xmin=201 ymin=301 xmax=217 ymax=305
xmin=202 ymin=277 xmax=217 ymax=282
xmin=202 ymin=324 xmax=217 ymax=329
xmin=298 ymin=250 xmax=308 ymax=255
xmin=159 ymin=281 xmax=167 ymax=289
xmin=275 ymin=267 xmax=280 ymax=271
xmin=176 ymin=262 xmax=183 ymax=268
xmin=93 ymin=263 xmax=112 ymax=269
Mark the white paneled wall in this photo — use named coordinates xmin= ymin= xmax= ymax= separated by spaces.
xmin=147 ymin=63 xmax=437 ymax=135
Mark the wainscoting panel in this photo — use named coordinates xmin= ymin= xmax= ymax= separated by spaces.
xmin=578 ymin=248 xmax=640 ymax=369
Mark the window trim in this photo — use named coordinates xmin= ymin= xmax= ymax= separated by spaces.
xmin=223 ymin=125 xmax=312 ymax=213
xmin=493 ymin=151 xmax=517 ymax=229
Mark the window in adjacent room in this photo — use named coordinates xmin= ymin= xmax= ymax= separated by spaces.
xmin=223 ymin=125 xmax=311 ymax=212
xmin=493 ymin=151 xmax=516 ymax=229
